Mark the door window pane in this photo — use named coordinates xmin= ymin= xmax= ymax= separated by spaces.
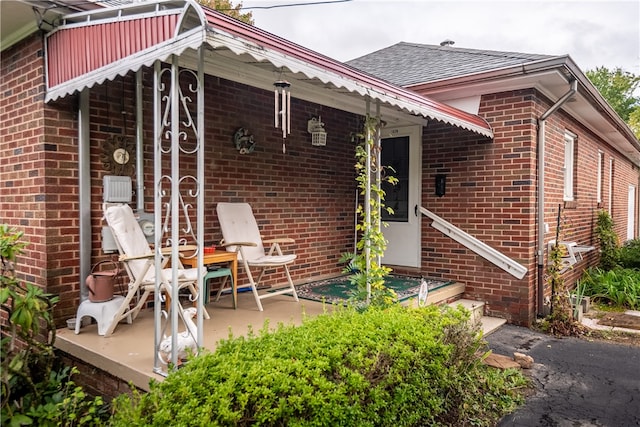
xmin=381 ymin=136 xmax=409 ymax=222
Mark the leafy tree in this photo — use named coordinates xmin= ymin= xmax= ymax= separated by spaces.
xmin=197 ymin=0 xmax=254 ymax=25
xmin=586 ymin=66 xmax=640 ymax=138
xmin=629 ymin=107 xmax=640 ymax=139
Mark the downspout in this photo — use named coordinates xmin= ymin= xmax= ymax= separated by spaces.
xmin=78 ymin=89 xmax=91 ymax=302
xmin=135 ymin=70 xmax=145 ymax=212
xmin=536 ymin=79 xmax=577 ymax=316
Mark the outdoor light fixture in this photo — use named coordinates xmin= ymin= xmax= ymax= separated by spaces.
xmin=274 ymin=76 xmax=291 ymax=153
xmin=435 ymin=174 xmax=446 ymax=197
xmin=307 ymin=116 xmax=327 ymax=146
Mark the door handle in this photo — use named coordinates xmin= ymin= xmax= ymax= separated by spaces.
xmin=415 ymin=205 xmax=418 ymax=217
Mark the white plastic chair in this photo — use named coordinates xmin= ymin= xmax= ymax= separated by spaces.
xmin=548 ymin=239 xmax=595 ymax=272
xmin=99 ymin=203 xmax=208 ymax=336
xmin=216 ymin=202 xmax=299 ymax=311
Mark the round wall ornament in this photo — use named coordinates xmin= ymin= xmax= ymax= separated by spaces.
xmin=233 ymin=128 xmax=255 ymax=154
xmin=101 ymin=135 xmax=135 ymax=176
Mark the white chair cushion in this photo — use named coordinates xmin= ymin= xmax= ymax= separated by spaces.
xmin=105 ymin=204 xmax=204 ymax=283
xmin=249 ymin=254 xmax=296 ymax=265
xmin=105 ymin=204 xmax=153 ymax=281
xmin=216 ymin=203 xmax=265 ymax=261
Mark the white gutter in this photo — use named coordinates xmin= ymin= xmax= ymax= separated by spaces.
xmin=420 ymin=207 xmax=527 ymax=280
xmin=536 ymin=79 xmax=577 ymax=316
xmin=410 ymin=57 xmax=640 ymax=165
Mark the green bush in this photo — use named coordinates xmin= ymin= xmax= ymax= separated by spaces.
xmin=618 ymin=239 xmax=640 ymax=269
xmin=111 ymin=305 xmax=526 ymax=426
xmin=595 ymin=210 xmax=620 ymax=270
xmin=578 ymin=267 xmax=640 ymax=310
xmin=1 ymin=225 xmax=108 ymax=426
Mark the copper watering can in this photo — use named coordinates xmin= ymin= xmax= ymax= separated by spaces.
xmin=85 ymin=260 xmax=119 ymax=303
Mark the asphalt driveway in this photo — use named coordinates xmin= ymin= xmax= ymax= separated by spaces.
xmin=486 ymin=324 xmax=640 ymax=427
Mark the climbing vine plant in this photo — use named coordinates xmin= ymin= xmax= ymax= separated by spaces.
xmin=341 ymin=115 xmax=398 ymax=308
xmin=543 ymin=205 xmax=584 ymax=336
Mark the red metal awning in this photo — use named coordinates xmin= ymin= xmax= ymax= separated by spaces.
xmin=47 ymin=14 xmax=180 ymax=88
xmin=45 ymin=0 xmax=492 ymax=137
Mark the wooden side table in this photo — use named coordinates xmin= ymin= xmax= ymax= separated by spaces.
xmin=181 ymin=251 xmax=238 ymax=308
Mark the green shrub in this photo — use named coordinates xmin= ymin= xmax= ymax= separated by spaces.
xmin=111 ymin=305 xmax=526 ymax=426
xmin=1 ymin=225 xmax=108 ymax=426
xmin=578 ymin=267 xmax=640 ymax=309
xmin=595 ymin=210 xmax=619 ymax=270
xmin=618 ymin=239 xmax=640 ymax=269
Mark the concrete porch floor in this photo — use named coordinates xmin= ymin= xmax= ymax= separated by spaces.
xmin=55 ymin=291 xmax=330 ymax=392
xmin=53 ymin=280 xmax=501 ymax=395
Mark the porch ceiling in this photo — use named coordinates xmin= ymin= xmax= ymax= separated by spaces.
xmin=43 ymin=0 xmax=493 ymax=137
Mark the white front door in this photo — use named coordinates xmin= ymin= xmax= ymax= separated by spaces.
xmin=628 ymin=185 xmax=636 ymax=240
xmin=380 ymin=126 xmax=421 ymax=267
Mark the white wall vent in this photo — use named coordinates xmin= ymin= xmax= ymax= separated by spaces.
xmin=103 ymin=175 xmax=132 ymax=203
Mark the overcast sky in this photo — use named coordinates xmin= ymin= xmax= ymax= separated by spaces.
xmin=241 ymin=0 xmax=640 ymax=75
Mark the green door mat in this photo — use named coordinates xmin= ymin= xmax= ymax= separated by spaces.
xmin=294 ymin=275 xmax=451 ymax=304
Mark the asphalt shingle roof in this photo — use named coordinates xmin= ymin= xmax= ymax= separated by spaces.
xmin=347 ymin=42 xmax=558 ymax=87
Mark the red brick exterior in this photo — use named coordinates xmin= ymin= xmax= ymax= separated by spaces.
xmin=416 ymin=88 xmax=639 ymax=325
xmin=2 ymin=34 xmax=638 ymax=332
xmin=1 ymin=33 xmax=80 ymax=324
xmin=3 ymin=35 xmax=361 ymax=329
xmin=420 ymin=90 xmax=537 ymax=325
xmin=57 ymin=352 xmax=139 ymax=402
xmin=87 ymin=70 xmax=360 ymax=290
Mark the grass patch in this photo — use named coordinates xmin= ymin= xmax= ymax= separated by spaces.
xmin=578 ymin=267 xmax=640 ymax=310
xmin=592 ymin=302 xmax=627 ymax=313
xmin=111 ymin=305 xmax=527 ymax=426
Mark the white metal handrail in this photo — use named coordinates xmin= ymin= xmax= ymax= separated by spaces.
xmin=419 ymin=207 xmax=527 ymax=280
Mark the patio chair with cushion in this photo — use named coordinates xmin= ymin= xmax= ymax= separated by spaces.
xmin=216 ymin=202 xmax=299 ymax=311
xmin=96 ymin=203 xmax=208 ymax=336
xmin=547 ymin=239 xmax=595 ymax=272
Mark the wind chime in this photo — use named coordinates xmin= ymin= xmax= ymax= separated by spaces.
xmin=274 ymin=77 xmax=291 ymax=153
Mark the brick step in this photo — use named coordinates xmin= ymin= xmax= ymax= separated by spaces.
xmin=425 ymin=281 xmax=465 ymax=305
xmin=448 ymin=298 xmax=506 ymax=336
xmin=401 ymin=281 xmax=464 ymax=307
xmin=448 ymin=298 xmax=484 ymax=324
xmin=402 ymin=283 xmax=507 ymax=336
xmin=479 ymin=316 xmax=507 ymax=336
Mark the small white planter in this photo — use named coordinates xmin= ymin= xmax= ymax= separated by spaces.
xmin=66 ymin=318 xmax=76 ymax=330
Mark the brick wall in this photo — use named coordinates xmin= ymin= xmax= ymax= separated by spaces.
xmin=421 ymin=89 xmax=537 ymax=325
xmin=1 ymin=32 xmax=80 ymax=325
xmin=57 ymin=351 xmax=138 ymax=402
xmin=608 ymin=154 xmax=639 ymax=242
xmin=536 ymin=90 xmax=639 ymax=289
xmin=4 ymin=36 xmax=638 ymax=331
xmin=84 ymin=69 xmax=362 ymax=307
xmin=418 ymin=88 xmax=639 ymax=325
